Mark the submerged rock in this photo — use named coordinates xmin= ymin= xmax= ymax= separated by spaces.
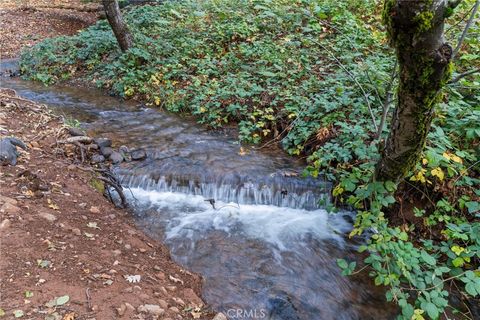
xmin=131 ymin=149 xmax=147 ymax=161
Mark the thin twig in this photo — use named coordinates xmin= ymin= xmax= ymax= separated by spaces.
xmin=375 ymin=59 xmax=398 ymax=140
xmin=452 ymin=0 xmax=480 ymax=60
xmin=448 ymin=67 xmax=480 ymax=83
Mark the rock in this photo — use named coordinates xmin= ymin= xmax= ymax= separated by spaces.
xmin=68 ymin=127 xmax=86 ymax=137
xmin=0 ymin=137 xmax=27 ymax=165
xmin=39 ymin=211 xmax=57 ymax=222
xmin=131 ymin=150 xmax=147 ymax=161
xmin=0 ymin=219 xmax=11 ymax=230
xmin=89 ymin=206 xmax=101 ymax=214
xmin=166 ymin=286 xmax=177 ymax=292
xmin=112 ymin=249 xmax=122 ymax=256
xmin=72 ymin=228 xmax=82 ymax=236
xmin=169 ymin=307 xmax=180 ymax=313
xmin=125 ymin=303 xmax=135 ymax=312
xmin=116 ymin=303 xmax=126 ymax=316
xmin=0 ymin=195 xmax=18 ymax=206
xmin=100 ymin=146 xmax=114 ymax=157
xmin=94 ymin=138 xmax=112 ymax=148
xmin=172 ymin=297 xmax=185 ymax=306
xmin=158 ymin=299 xmax=168 ymax=309
xmin=182 ymin=288 xmax=203 ymax=306
xmin=213 ymin=313 xmax=228 ymax=320
xmin=137 ymin=304 xmax=165 ymax=316
xmin=109 ymin=151 xmax=124 ymax=164
xmin=0 ymin=202 xmax=21 ymax=214
xmin=91 ymin=154 xmax=105 ymax=164
xmin=124 ymin=244 xmax=131 ymax=250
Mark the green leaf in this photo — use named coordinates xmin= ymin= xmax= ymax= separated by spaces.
xmin=465 ymin=282 xmax=478 ymax=297
xmin=56 ymin=295 xmax=70 ymax=306
xmin=24 ymin=290 xmax=33 ymax=298
xmin=421 ymin=250 xmax=436 ymax=265
xmin=424 ymin=302 xmax=439 ymax=319
xmin=13 ymin=310 xmax=24 ymax=318
xmin=336 ymin=259 xmax=348 ymax=269
xmin=452 ymin=257 xmax=464 ymax=267
xmin=384 ymin=181 xmax=396 ymax=192
xmin=0 ymin=308 xmax=5 ymax=317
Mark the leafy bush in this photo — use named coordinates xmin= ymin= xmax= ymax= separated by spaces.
xmin=20 ymin=0 xmax=479 ymax=319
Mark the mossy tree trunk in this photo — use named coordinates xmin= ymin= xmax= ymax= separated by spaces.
xmin=102 ymin=0 xmax=133 ymax=52
xmin=375 ymin=0 xmax=460 ymax=182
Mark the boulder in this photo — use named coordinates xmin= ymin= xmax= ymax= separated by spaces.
xmin=94 ymin=138 xmax=112 ymax=149
xmin=119 ymin=145 xmax=131 ymax=162
xmin=131 ymin=150 xmax=147 ymax=161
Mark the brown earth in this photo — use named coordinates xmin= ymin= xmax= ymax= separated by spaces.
xmin=0 ymin=0 xmax=99 ymax=59
xmin=0 ymin=90 xmax=219 ymax=319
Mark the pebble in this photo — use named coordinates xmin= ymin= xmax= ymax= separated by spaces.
xmin=137 ymin=304 xmax=165 ymax=316
xmin=158 ymin=299 xmax=168 ymax=309
xmin=116 ymin=303 xmax=126 ymax=316
xmin=131 ymin=150 xmax=147 ymax=161
xmin=182 ymin=288 xmax=203 ymax=306
xmin=109 ymin=151 xmax=124 ymax=164
xmin=89 ymin=206 xmax=101 ymax=214
xmin=124 ymin=244 xmax=131 ymax=250
xmin=112 ymin=249 xmax=122 ymax=256
xmin=68 ymin=127 xmax=86 ymax=136
xmin=166 ymin=286 xmax=177 ymax=292
xmin=94 ymin=138 xmax=112 ymax=148
xmin=72 ymin=228 xmax=82 ymax=236
xmin=100 ymin=146 xmax=113 ymax=157
xmin=169 ymin=307 xmax=180 ymax=313
xmin=125 ymin=303 xmax=134 ymax=312
xmin=91 ymin=154 xmax=105 ymax=164
xmin=0 ymin=219 xmax=11 ymax=230
xmin=39 ymin=211 xmax=57 ymax=222
xmin=159 ymin=286 xmax=168 ymax=296
xmin=153 ymin=265 xmax=162 ymax=271
xmin=172 ymin=297 xmax=185 ymax=306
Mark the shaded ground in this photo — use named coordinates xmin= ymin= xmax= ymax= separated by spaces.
xmin=0 ymin=91 xmax=218 ymax=320
xmin=0 ymin=0 xmax=99 ymax=59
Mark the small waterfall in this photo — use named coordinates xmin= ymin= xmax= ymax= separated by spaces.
xmin=116 ymin=169 xmax=331 ymax=210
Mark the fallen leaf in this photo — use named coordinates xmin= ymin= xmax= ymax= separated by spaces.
xmin=13 ymin=310 xmax=24 ymax=318
xmin=37 ymin=259 xmax=51 ymax=268
xmin=56 ymin=295 xmax=70 ymax=306
xmin=0 ymin=308 xmax=5 ymax=316
xmin=63 ymin=312 xmax=75 ymax=320
xmin=86 ymin=222 xmax=100 ymax=229
xmin=103 ymin=279 xmax=113 ymax=286
xmin=47 ymin=198 xmax=59 ymax=210
xmin=83 ymin=232 xmax=95 ymax=238
xmin=24 ymin=290 xmax=33 ymax=298
xmin=125 ymin=274 xmax=141 ymax=283
xmin=169 ymin=275 xmax=184 ymax=285
xmin=191 ymin=307 xmax=202 ymax=319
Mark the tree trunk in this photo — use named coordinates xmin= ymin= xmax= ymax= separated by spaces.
xmin=102 ymin=0 xmax=133 ymax=52
xmin=375 ymin=0 xmax=458 ymax=182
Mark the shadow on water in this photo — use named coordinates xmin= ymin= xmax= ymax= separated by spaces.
xmin=1 ymin=60 xmax=398 ymax=319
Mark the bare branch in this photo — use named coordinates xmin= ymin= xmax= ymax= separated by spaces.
xmin=448 ymin=67 xmax=480 ymax=83
xmin=452 ymin=0 xmax=480 ymax=59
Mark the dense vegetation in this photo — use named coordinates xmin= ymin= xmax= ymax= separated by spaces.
xmin=20 ymin=0 xmax=479 ymax=319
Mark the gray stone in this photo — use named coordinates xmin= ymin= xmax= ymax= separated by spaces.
xmin=100 ymin=147 xmax=113 ymax=157
xmin=109 ymin=151 xmax=124 ymax=164
xmin=91 ymin=154 xmax=105 ymax=164
xmin=94 ymin=138 xmax=112 ymax=149
xmin=0 ymin=137 xmax=27 ymax=166
xmin=131 ymin=150 xmax=147 ymax=161
xmin=119 ymin=146 xmax=131 ymax=162
xmin=137 ymin=304 xmax=165 ymax=316
xmin=39 ymin=211 xmax=57 ymax=222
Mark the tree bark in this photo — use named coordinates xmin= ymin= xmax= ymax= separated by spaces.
xmin=375 ymin=0 xmax=458 ymax=182
xmin=102 ymin=0 xmax=133 ymax=52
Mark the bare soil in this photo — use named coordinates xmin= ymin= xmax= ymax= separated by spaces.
xmin=0 ymin=91 xmax=215 ymax=319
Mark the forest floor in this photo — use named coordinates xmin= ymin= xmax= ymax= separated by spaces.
xmin=0 ymin=0 xmax=99 ymax=58
xmin=0 ymin=90 xmax=217 ymax=319
xmin=0 ymin=1 xmax=219 ymax=319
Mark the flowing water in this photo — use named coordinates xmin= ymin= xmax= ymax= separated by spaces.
xmin=1 ymin=60 xmax=397 ymax=319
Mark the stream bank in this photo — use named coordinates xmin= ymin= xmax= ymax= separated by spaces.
xmin=0 ymin=88 xmax=215 ymax=319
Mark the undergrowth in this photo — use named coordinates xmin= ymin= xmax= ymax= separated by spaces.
xmin=20 ymin=0 xmax=479 ymax=319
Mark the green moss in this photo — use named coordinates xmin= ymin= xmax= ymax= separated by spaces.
xmin=89 ymin=178 xmax=105 ymax=194
xmin=444 ymin=7 xmax=454 ymax=18
xmin=382 ymin=0 xmax=397 ymax=44
xmin=414 ymin=10 xmax=434 ymax=33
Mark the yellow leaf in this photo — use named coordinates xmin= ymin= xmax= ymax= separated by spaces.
xmin=154 ymin=96 xmax=161 ymax=106
xmin=47 ymin=199 xmax=59 ymax=210
xmin=422 ymin=158 xmax=428 ymax=165
xmin=431 ymin=168 xmax=445 ymax=181
xmin=63 ymin=312 xmax=75 ymax=320
xmin=451 ymin=154 xmax=463 ymax=164
xmin=333 ymin=185 xmax=344 ymax=196
xmin=442 ymin=152 xmax=451 ymax=161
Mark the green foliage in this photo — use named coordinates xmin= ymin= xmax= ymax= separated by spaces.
xmin=19 ymin=0 xmax=480 ymax=319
